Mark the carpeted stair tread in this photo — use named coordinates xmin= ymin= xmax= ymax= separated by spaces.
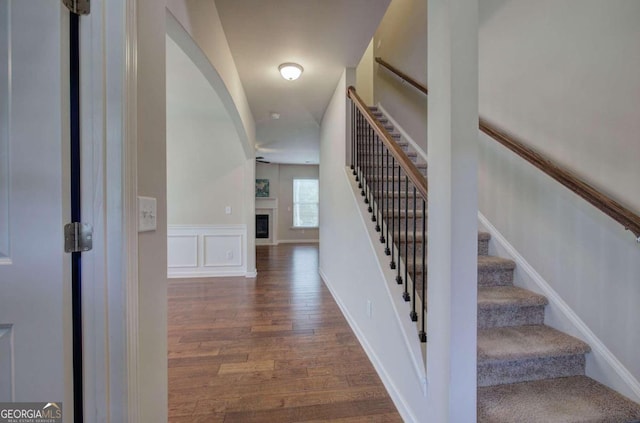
xmin=360 ymin=105 xmax=640 ymax=418
xmin=478 ymin=231 xmax=491 ymax=242
xmin=478 ymin=255 xmax=516 ymax=271
xmin=391 ymin=209 xmax=426 ymax=218
xmin=382 ymin=190 xmax=426 ymax=198
xmin=478 ymin=286 xmax=548 ymax=309
xmin=478 ymin=286 xmax=547 ymax=329
xmin=360 ymin=161 xmax=427 ymax=169
xmin=361 ymin=150 xmax=417 ymax=158
xmin=369 ymin=175 xmax=419 ymax=184
xmin=399 ymin=230 xmax=490 ymax=244
xmin=478 ymin=325 xmax=590 ymax=363
xmin=478 ymin=375 xmax=640 ymax=423
xmin=398 ymin=231 xmax=425 ymax=243
xmin=405 ymin=252 xmax=509 ymax=276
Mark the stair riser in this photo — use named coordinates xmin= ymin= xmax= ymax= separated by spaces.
xmin=367 ymin=180 xmax=425 ymax=192
xmin=478 ymin=305 xmax=545 ymax=329
xmin=478 ymin=354 xmax=585 ymax=387
xmin=404 ymin=266 xmax=513 ymax=284
xmin=356 ymin=164 xmax=427 ymax=175
xmin=478 ymin=268 xmax=514 ymax=287
xmin=365 ymin=208 xmax=426 ymax=227
xmin=359 ymin=202 xmax=426 ymax=228
xmin=355 ymin=123 xmax=395 ymax=133
xmin=396 ymin=235 xmax=488 ymax=256
xmin=356 ymin=141 xmax=410 ymax=152
xmin=359 ymin=151 xmax=417 ymax=160
xmin=479 ymin=240 xmax=489 ymax=255
xmin=381 ymin=196 xmax=424 ymax=209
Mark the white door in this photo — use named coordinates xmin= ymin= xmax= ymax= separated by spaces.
xmin=0 ymin=0 xmax=72 ymax=413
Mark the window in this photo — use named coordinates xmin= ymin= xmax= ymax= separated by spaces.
xmin=293 ymin=179 xmax=319 ymax=228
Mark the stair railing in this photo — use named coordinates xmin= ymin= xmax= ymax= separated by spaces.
xmin=347 ymin=86 xmax=427 ymax=343
xmin=375 ymin=56 xmax=640 ymax=243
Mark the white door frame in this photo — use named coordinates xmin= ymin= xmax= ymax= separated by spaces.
xmin=76 ymin=0 xmax=139 ymax=421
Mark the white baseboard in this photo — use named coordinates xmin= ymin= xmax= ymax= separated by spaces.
xmin=478 ymin=212 xmax=640 ymax=402
xmin=376 ymin=103 xmax=427 ymax=163
xmin=276 ymin=239 xmax=319 ymax=244
xmin=168 ymin=224 xmax=247 ymax=278
xmin=319 ymin=268 xmax=420 ymax=423
xmin=245 ymin=269 xmax=257 ymax=278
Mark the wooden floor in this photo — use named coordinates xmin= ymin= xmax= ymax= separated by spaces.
xmin=168 ymin=243 xmax=402 ymax=422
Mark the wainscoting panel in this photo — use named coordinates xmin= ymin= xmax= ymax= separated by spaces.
xmin=0 ymin=326 xmax=13 ymax=401
xmin=168 ymin=225 xmax=247 ymax=278
xmin=204 ymin=235 xmax=242 ymax=267
xmin=167 ymin=235 xmax=198 ymax=268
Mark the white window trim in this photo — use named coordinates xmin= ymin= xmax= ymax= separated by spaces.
xmin=292 ymin=178 xmax=319 ymax=228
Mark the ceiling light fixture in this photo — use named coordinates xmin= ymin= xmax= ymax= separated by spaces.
xmin=278 ymin=63 xmax=303 ymax=81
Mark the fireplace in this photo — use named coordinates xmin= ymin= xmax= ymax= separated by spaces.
xmin=256 ymin=214 xmax=269 ymax=239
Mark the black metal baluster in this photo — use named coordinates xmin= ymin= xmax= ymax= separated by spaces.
xmin=351 ymin=102 xmax=356 ymax=174
xmin=390 ymin=157 xmax=396 ymax=269
xmin=419 ymin=197 xmax=427 ymax=342
xmin=378 ymin=136 xmax=383 ymax=234
xmin=403 ymin=175 xmax=410 ymax=301
xmin=373 ymin=134 xmax=379 ymax=227
xmin=366 ymin=126 xmax=372 ymax=210
xmin=380 ymin=145 xmax=391 ymax=247
xmin=357 ymin=111 xmax=363 ymax=190
xmin=372 ymin=133 xmax=378 ymax=223
xmin=396 ymin=165 xmax=403 ymax=285
xmin=363 ymin=119 xmax=368 ymax=200
xmin=410 ymin=186 xmax=418 ymax=321
xmin=385 ymin=148 xmax=390 ymax=254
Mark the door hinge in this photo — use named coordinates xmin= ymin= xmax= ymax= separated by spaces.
xmin=64 ymin=222 xmax=93 ymax=253
xmin=61 ymin=0 xmax=90 ymax=15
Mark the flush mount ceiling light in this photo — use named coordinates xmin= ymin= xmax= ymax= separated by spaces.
xmin=278 ymin=63 xmax=303 ymax=81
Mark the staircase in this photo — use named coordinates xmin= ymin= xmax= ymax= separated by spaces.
xmin=360 ymin=105 xmax=640 ymax=422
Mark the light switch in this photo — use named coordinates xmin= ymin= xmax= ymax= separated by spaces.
xmin=225 ymin=206 xmax=232 ymax=215
xmin=138 ymin=196 xmax=157 ymax=232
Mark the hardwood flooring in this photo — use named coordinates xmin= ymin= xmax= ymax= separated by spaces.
xmin=168 ymin=244 xmax=402 ymax=422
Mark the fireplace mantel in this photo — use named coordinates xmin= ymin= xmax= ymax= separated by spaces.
xmin=256 ymin=198 xmax=277 ymax=245
xmin=255 ymin=197 xmax=277 ymax=210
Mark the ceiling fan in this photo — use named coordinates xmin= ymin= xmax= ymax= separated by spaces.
xmin=256 ymin=156 xmax=271 ymax=164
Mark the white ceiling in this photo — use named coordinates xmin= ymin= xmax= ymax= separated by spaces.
xmin=215 ymin=0 xmax=391 ymax=164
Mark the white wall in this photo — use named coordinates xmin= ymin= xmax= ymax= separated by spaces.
xmin=479 ymin=0 xmax=640 ymax=397
xmin=373 ymin=0 xmax=427 ymax=153
xmin=166 ymin=0 xmax=255 ymax=157
xmin=166 ymin=2 xmax=257 ymax=275
xmin=167 ymin=114 xmax=246 ymax=225
xmin=135 ymin=0 xmax=259 ymax=418
xmin=426 ymin=0 xmax=479 ymax=420
xmin=319 ymin=68 xmax=427 ymax=422
xmin=356 ymin=39 xmax=375 ymax=105
xmin=137 ymin=0 xmax=168 ymax=421
xmin=255 ymin=163 xmax=320 ymax=243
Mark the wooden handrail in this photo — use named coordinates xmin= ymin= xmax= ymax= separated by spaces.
xmin=479 ymin=120 xmax=640 ymax=241
xmin=347 ymin=86 xmax=428 ymax=201
xmin=374 ymin=56 xmax=640 ymax=241
xmin=375 ymin=57 xmax=428 ymax=95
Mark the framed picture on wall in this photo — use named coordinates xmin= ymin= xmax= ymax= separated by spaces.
xmin=255 ymin=179 xmax=270 ymax=198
